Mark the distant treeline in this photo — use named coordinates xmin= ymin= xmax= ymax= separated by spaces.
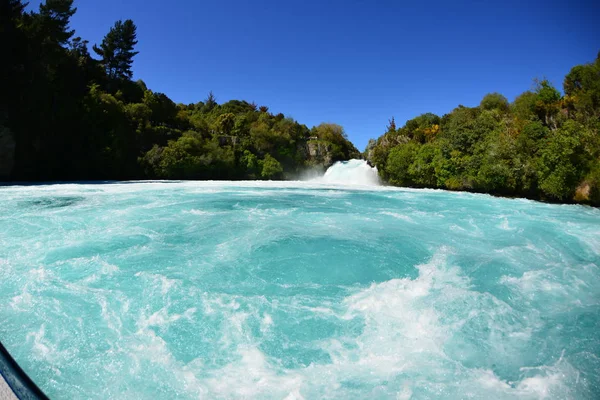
xmin=0 ymin=0 xmax=360 ymax=182
xmin=366 ymin=54 xmax=600 ymax=205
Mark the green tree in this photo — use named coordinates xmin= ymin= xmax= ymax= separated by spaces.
xmin=534 ymin=79 xmax=562 ymax=128
xmin=537 ymin=120 xmax=588 ymax=200
xmin=386 ymin=117 xmax=396 ymax=133
xmin=0 ymin=0 xmax=361 ymax=183
xmin=93 ymin=19 xmax=139 ymax=81
xmin=409 ymin=143 xmax=439 ymax=187
xmin=143 ymin=90 xmax=178 ymax=126
xmin=203 ymin=91 xmax=217 ymax=113
xmin=240 ymin=150 xmax=259 ymax=178
xmin=216 ymin=113 xmax=236 ymax=135
xmin=511 ymin=91 xmax=538 ymax=121
xmin=564 ymin=52 xmax=600 ymax=121
xmin=385 ymin=142 xmax=420 ymax=186
xmin=0 ymin=0 xmax=27 ymax=110
xmin=38 ymin=0 xmax=76 ymax=46
xmin=442 ymin=106 xmax=480 ymax=152
xmin=480 ymin=93 xmax=509 ymax=112
xmin=475 ymin=131 xmax=518 ymax=193
xmin=260 ymin=154 xmax=283 ymax=179
xmin=311 ymin=123 xmax=360 ymax=161
xmin=368 ymin=53 xmax=600 ymax=205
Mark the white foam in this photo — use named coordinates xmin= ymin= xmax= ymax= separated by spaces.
xmin=186 ymin=209 xmax=215 ymax=216
xmin=380 ymin=211 xmax=414 ymax=223
xmin=137 ymin=307 xmax=196 ymax=330
xmin=314 ymin=159 xmax=380 ymax=186
xmin=202 ymin=346 xmax=304 ymax=398
xmin=135 ymin=272 xmax=179 ymax=296
xmin=260 ymin=313 xmax=273 ymax=333
xmin=500 ymin=271 xmax=567 ymax=295
xmin=10 ymin=288 xmax=33 ymax=311
xmin=499 ymin=217 xmax=513 ymax=231
xmin=30 ymin=266 xmax=49 ymax=281
xmin=98 ymin=296 xmax=124 ymax=336
xmin=283 ymin=389 xmax=306 ymax=400
xmin=2 ymin=180 xmax=599 ymax=398
xmin=339 ymin=247 xmax=463 ymax=368
xmin=26 ymin=324 xmax=69 ymax=364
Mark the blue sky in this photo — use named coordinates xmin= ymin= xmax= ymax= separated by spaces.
xmin=30 ymin=0 xmax=600 ymax=150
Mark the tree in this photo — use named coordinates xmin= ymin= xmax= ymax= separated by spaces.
xmin=511 ymin=91 xmax=537 ymax=121
xmin=1 ymin=0 xmax=26 ymax=40
xmin=260 ymin=154 xmax=283 ymax=179
xmin=386 ymin=117 xmax=396 ymax=132
xmin=537 ymin=120 xmax=588 ymax=200
xmin=69 ymin=37 xmax=90 ymax=62
xmin=216 ymin=113 xmax=235 ymax=135
xmin=367 ymin=53 xmax=600 ymax=205
xmin=311 ymin=123 xmax=360 ymax=161
xmin=480 ymin=93 xmax=509 ymax=112
xmin=385 ymin=142 xmax=419 ymax=186
xmin=143 ymin=90 xmax=178 ymax=126
xmin=534 ymin=79 xmax=561 ymax=128
xmin=93 ymin=19 xmax=139 ymax=81
xmin=442 ymin=106 xmax=479 ymax=152
xmin=409 ymin=143 xmax=439 ymax=187
xmin=241 ymin=150 xmax=259 ymax=178
xmin=0 ymin=0 xmax=362 ymax=184
xmin=564 ymin=53 xmax=600 ymax=121
xmin=402 ymin=113 xmax=441 ymax=143
xmin=38 ymin=0 xmax=76 ymax=46
xmin=312 ymin=123 xmax=349 ymax=141
xmin=0 ymin=0 xmax=27 ymax=108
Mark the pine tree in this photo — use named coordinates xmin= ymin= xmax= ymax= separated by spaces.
xmin=93 ymin=19 xmax=139 ymax=81
xmin=1 ymin=0 xmax=27 ymax=91
xmin=39 ymin=0 xmax=77 ymax=46
xmin=386 ymin=116 xmax=396 ymax=132
xmin=203 ymin=91 xmax=217 ymax=112
xmin=0 ymin=0 xmax=25 ymax=27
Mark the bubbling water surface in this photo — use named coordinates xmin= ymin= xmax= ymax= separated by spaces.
xmin=0 ymin=178 xmax=599 ymax=399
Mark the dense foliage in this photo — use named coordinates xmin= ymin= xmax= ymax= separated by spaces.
xmin=367 ymin=55 xmax=600 ymax=205
xmin=0 ymin=0 xmax=359 ymax=181
xmin=3 ymin=0 xmax=598 ymax=206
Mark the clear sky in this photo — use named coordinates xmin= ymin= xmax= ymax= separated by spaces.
xmin=29 ymin=0 xmax=600 ymax=150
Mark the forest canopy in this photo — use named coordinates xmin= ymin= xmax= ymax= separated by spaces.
xmin=366 ymin=54 xmax=600 ymax=205
xmin=0 ymin=0 xmax=360 ymax=182
xmin=2 ymin=1 xmax=599 ymax=206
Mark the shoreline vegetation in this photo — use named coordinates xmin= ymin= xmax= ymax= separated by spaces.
xmin=365 ymin=54 xmax=600 ymax=207
xmin=1 ymin=1 xmax=598 ymax=206
xmin=0 ymin=1 xmax=360 ymax=184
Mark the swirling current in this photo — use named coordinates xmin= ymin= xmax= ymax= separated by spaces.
xmin=1 ymin=168 xmax=599 ymax=398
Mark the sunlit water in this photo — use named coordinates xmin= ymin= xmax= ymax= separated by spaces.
xmin=1 ymin=162 xmax=599 ymax=399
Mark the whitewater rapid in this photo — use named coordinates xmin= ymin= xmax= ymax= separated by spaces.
xmin=0 ymin=175 xmax=599 ymax=399
xmin=316 ymin=159 xmax=380 ymax=186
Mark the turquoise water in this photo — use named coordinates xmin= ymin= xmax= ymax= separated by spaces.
xmin=1 ymin=178 xmax=599 ymax=399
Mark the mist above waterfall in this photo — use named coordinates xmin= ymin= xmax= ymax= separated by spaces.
xmin=315 ymin=159 xmax=380 ymax=186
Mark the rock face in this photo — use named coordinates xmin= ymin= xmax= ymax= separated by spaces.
xmin=0 ymin=125 xmax=15 ymax=179
xmin=574 ymin=182 xmax=591 ymax=203
xmin=303 ymin=140 xmax=333 ymax=168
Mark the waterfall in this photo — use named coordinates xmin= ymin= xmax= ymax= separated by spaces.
xmin=317 ymin=159 xmax=380 ymax=186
